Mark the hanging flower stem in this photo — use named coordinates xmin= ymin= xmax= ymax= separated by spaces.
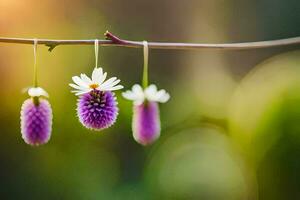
xmin=94 ymin=39 xmax=99 ymax=68
xmin=142 ymin=41 xmax=149 ymax=89
xmin=33 ymin=39 xmax=39 ymax=105
xmin=33 ymin=40 xmax=38 ymax=88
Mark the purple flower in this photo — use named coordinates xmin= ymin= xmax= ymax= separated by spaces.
xmin=123 ymin=84 xmax=170 ymax=145
xmin=70 ymin=67 xmax=123 ymax=131
xmin=77 ymin=90 xmax=118 ymax=130
xmin=21 ymin=97 xmax=52 ymax=146
xmin=133 ymin=101 xmax=160 ymax=145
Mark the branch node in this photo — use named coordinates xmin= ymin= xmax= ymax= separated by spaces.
xmin=45 ymin=43 xmax=58 ymax=52
xmin=104 ymin=31 xmax=124 ymax=44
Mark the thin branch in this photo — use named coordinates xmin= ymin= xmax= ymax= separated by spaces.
xmin=0 ymin=31 xmax=299 ymax=52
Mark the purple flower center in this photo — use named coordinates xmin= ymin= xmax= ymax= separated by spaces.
xmin=77 ymin=90 xmax=118 ymax=130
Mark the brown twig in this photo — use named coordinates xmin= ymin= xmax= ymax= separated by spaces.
xmin=0 ymin=31 xmax=299 ymax=52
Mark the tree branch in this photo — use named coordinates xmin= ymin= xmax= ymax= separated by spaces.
xmin=0 ymin=31 xmax=299 ymax=52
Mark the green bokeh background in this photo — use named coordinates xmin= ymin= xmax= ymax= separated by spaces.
xmin=1 ymin=0 xmax=300 ymax=199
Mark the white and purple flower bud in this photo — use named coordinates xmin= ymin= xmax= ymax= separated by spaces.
xmin=20 ymin=87 xmax=52 ymax=146
xmin=123 ymin=84 xmax=170 ymax=146
xmin=133 ymin=101 xmax=160 ymax=145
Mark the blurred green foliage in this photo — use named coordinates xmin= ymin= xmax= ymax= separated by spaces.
xmin=229 ymin=51 xmax=300 ymax=199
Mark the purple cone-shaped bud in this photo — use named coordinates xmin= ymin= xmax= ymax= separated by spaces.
xmin=133 ymin=101 xmax=161 ymax=145
xmin=20 ymin=98 xmax=52 ymax=146
xmin=77 ymin=90 xmax=118 ymax=130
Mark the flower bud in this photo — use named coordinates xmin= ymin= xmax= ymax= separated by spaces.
xmin=133 ymin=101 xmax=160 ymax=145
xmin=21 ymin=98 xmax=52 ymax=146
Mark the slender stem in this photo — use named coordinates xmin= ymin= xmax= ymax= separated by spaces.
xmin=32 ymin=39 xmax=40 ymax=105
xmin=94 ymin=39 xmax=99 ymax=68
xmin=33 ymin=39 xmax=38 ymax=87
xmin=34 ymin=60 xmax=38 ymax=87
xmin=0 ymin=31 xmax=299 ymax=51
xmin=142 ymin=41 xmax=149 ymax=89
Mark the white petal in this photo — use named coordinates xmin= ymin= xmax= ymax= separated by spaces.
xmin=144 ymin=84 xmax=170 ymax=103
xmin=147 ymin=84 xmax=158 ymax=93
xmin=132 ymin=84 xmax=143 ymax=94
xmin=110 ymin=79 xmax=121 ymax=87
xmin=157 ymin=92 xmax=170 ymax=103
xmin=145 ymin=84 xmax=158 ymax=100
xmin=102 ymin=79 xmax=122 ymax=90
xmin=71 ymin=89 xmax=91 ymax=96
xmin=75 ymin=91 xmax=90 ymax=96
xmin=122 ymin=85 xmax=145 ymax=104
xmin=133 ymin=84 xmax=145 ymax=100
xmin=107 ymin=85 xmax=124 ymax=91
xmin=71 ymin=90 xmax=80 ymax=94
xmin=154 ymin=89 xmax=167 ymax=100
xmin=98 ymin=72 xmax=107 ymax=85
xmin=122 ymin=91 xmax=137 ymax=100
xmin=80 ymin=74 xmax=92 ymax=84
xmin=92 ymin=68 xmax=103 ymax=83
xmin=28 ymin=87 xmax=49 ymax=98
xmin=71 ymin=87 xmax=90 ymax=92
xmin=69 ymin=83 xmax=84 ymax=90
xmin=72 ymin=76 xmax=89 ymax=88
xmin=99 ymin=77 xmax=117 ymax=89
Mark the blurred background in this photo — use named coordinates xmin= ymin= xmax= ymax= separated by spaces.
xmin=1 ymin=0 xmax=300 ymax=199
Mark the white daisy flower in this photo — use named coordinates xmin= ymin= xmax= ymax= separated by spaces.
xmin=122 ymin=84 xmax=170 ymax=105
xmin=28 ymin=87 xmax=49 ymax=98
xmin=69 ymin=67 xmax=124 ymax=96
